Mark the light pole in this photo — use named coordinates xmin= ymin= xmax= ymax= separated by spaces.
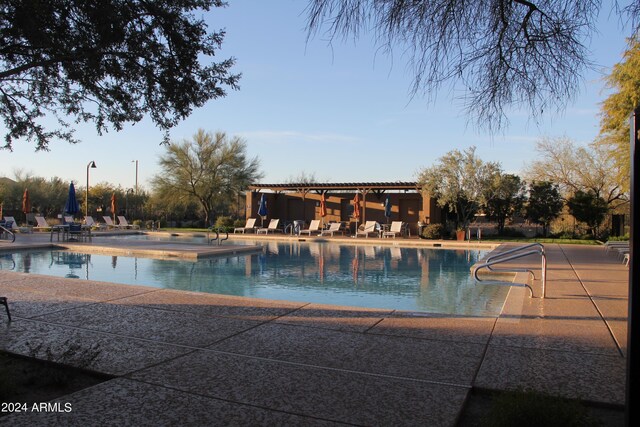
xmin=132 ymin=160 xmax=138 ymax=195
xmin=86 ymin=161 xmax=97 ymax=219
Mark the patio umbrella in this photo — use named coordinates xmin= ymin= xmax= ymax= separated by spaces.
xmin=384 ymin=196 xmax=392 ymax=224
xmin=353 ymin=193 xmax=361 ymax=232
xmin=257 ymin=194 xmax=267 ymax=227
xmin=22 ymin=188 xmax=31 ymax=215
xmin=320 ymin=193 xmax=327 ymax=226
xmin=64 ymin=182 xmax=79 ymax=218
xmin=110 ymin=193 xmax=117 ymax=222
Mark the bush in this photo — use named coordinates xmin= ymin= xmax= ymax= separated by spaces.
xmin=421 ymin=224 xmax=445 ymax=239
xmin=214 ymin=216 xmax=234 ymax=228
xmin=501 ymin=227 xmax=526 ymax=238
xmin=133 ymin=219 xmax=143 ymax=228
xmin=233 ymin=218 xmax=247 ymax=228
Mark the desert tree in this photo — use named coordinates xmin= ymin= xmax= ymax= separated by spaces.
xmin=525 ymin=136 xmax=628 ymax=209
xmin=418 ymin=146 xmax=501 ymax=231
xmin=305 ymin=1 xmax=640 ymax=132
xmin=598 ymin=36 xmax=640 ymax=193
xmin=0 ymin=0 xmax=239 ymax=151
xmin=567 ymin=190 xmax=608 ymax=236
xmin=151 ymin=129 xmax=262 ymax=226
xmin=525 ymin=181 xmax=564 ymax=237
xmin=484 ymin=173 xmax=526 ymax=234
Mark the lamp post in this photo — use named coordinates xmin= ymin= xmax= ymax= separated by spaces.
xmin=132 ymin=160 xmax=138 ymax=195
xmin=85 ymin=161 xmax=97 ymax=219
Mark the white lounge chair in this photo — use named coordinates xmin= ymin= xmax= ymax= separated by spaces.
xmin=382 ymin=221 xmax=404 ymax=238
xmin=117 ymin=216 xmax=140 ymax=229
xmin=234 ymin=218 xmax=257 ymax=233
xmin=103 ymin=216 xmax=125 ymax=229
xmin=299 ymin=219 xmax=321 ymax=236
xmin=3 ymin=216 xmax=31 ymax=233
xmin=85 ymin=216 xmax=107 ymax=230
xmin=257 ymin=219 xmax=282 ymax=234
xmin=320 ymin=222 xmax=344 ymax=236
xmin=34 ymin=216 xmax=53 ymax=231
xmin=356 ymin=221 xmax=379 ymax=238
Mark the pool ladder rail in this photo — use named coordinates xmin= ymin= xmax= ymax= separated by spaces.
xmin=207 ymin=227 xmax=229 ymax=246
xmin=472 ymin=243 xmax=547 ymax=298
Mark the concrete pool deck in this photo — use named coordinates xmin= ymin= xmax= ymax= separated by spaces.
xmin=0 ymin=234 xmax=629 ymax=425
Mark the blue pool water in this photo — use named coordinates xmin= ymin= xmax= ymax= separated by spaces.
xmin=1 ymin=241 xmax=507 ymax=315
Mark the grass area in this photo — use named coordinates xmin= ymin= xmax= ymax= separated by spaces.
xmin=479 ymin=237 xmax=601 ymax=245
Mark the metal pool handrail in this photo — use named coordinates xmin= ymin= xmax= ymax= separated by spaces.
xmin=0 ymin=224 xmax=15 ymax=243
xmin=472 ymin=243 xmax=547 ymax=298
xmin=207 ymin=227 xmax=229 ymax=246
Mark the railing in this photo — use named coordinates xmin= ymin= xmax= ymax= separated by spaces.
xmin=472 ymin=243 xmax=547 ymax=298
xmin=207 ymin=227 xmax=229 ymax=246
xmin=0 ymin=225 xmax=15 ymax=243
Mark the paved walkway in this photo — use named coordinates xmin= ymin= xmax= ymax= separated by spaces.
xmin=0 ymin=238 xmax=629 ymax=426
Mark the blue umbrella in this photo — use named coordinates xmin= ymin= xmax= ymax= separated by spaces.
xmin=64 ymin=182 xmax=79 ymax=219
xmin=384 ymin=196 xmax=392 ymax=223
xmin=257 ymin=194 xmax=267 ymax=226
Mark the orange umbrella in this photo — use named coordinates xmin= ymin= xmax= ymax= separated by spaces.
xmin=320 ymin=193 xmax=327 ymax=226
xmin=110 ymin=193 xmax=117 ymax=222
xmin=353 ymin=193 xmax=361 ymax=220
xmin=22 ymin=188 xmax=31 ymax=214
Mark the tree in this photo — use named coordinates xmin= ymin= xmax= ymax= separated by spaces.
xmin=151 ymin=129 xmax=262 ymax=226
xmin=417 ymin=146 xmax=501 ymax=231
xmin=525 ymin=181 xmax=563 ymax=237
xmin=598 ymin=37 xmax=640 ymax=192
xmin=0 ymin=0 xmax=239 ymax=151
xmin=305 ymin=1 xmax=638 ymax=132
xmin=567 ymin=190 xmax=608 ymax=236
xmin=525 ymin=137 xmax=628 ymax=209
xmin=484 ymin=173 xmax=526 ymax=235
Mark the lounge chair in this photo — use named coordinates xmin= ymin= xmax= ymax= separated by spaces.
xmin=85 ymin=216 xmax=107 ymax=230
xmin=382 ymin=221 xmax=404 ymax=238
xmin=3 ymin=216 xmax=31 ymax=233
xmin=257 ymin=219 xmax=282 ymax=234
xmin=320 ymin=222 xmax=344 ymax=236
xmin=299 ymin=219 xmax=321 ymax=236
xmin=34 ymin=216 xmax=53 ymax=231
xmin=234 ymin=218 xmax=257 ymax=233
xmin=117 ymin=216 xmax=140 ymax=229
xmin=103 ymin=216 xmax=125 ymax=229
xmin=356 ymin=221 xmax=379 ymax=238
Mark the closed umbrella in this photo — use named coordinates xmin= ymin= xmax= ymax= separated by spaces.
xmin=353 ymin=193 xmax=361 ymax=233
xmin=257 ymin=194 xmax=267 ymax=227
xmin=320 ymin=193 xmax=327 ymax=226
xmin=22 ymin=188 xmax=31 ymax=223
xmin=111 ymin=193 xmax=117 ymax=223
xmin=384 ymin=196 xmax=392 ymax=224
xmin=64 ymin=183 xmax=79 ymax=219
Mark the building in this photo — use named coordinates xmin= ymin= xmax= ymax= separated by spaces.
xmin=246 ymin=182 xmax=442 ymax=235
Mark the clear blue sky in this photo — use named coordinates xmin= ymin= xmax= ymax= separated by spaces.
xmin=0 ymin=1 xmax=632 ymax=190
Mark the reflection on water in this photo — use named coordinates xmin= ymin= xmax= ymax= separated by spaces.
xmin=2 ymin=243 xmax=507 ymax=315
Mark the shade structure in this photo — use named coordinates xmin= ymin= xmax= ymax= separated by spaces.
xmin=110 ymin=193 xmax=117 ymax=222
xmin=64 ymin=183 xmax=79 ymax=216
xmin=22 ymin=188 xmax=31 ymax=214
xmin=384 ymin=196 xmax=392 ymax=223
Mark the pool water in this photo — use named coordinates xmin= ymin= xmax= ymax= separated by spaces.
xmin=1 ymin=241 xmax=507 ymax=316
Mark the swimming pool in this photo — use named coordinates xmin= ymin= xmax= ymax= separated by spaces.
xmin=1 ymin=241 xmax=507 ymax=316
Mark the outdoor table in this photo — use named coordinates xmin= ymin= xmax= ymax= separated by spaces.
xmin=50 ymin=225 xmax=68 ymax=242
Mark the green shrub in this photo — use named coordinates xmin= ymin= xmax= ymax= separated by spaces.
xmin=421 ymin=224 xmax=445 ymax=239
xmin=133 ymin=219 xmax=142 ymax=228
xmin=501 ymin=227 xmax=526 ymax=237
xmin=233 ymin=218 xmax=246 ymax=228
xmin=214 ymin=216 xmax=234 ymax=228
